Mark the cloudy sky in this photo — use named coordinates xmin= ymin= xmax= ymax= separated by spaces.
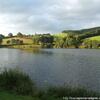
xmin=0 ymin=0 xmax=100 ymax=35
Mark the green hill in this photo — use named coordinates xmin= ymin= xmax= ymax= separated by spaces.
xmin=62 ymin=26 xmax=100 ymax=34
xmin=2 ymin=37 xmax=33 ymax=45
xmin=86 ymin=36 xmax=100 ymax=41
xmin=62 ymin=26 xmax=100 ymax=39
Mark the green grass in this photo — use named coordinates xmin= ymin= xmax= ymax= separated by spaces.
xmin=2 ymin=37 xmax=33 ymax=45
xmin=0 ymin=91 xmax=62 ymax=100
xmin=1 ymin=37 xmax=41 ymax=49
xmin=86 ymin=36 xmax=100 ymax=41
xmin=0 ymin=91 xmax=39 ymax=100
xmin=53 ymin=33 xmax=68 ymax=38
xmin=0 ymin=69 xmax=36 ymax=95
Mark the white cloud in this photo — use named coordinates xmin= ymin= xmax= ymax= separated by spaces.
xmin=0 ymin=0 xmax=100 ymax=35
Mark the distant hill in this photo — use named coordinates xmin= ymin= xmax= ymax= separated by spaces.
xmin=62 ymin=26 xmax=100 ymax=34
xmin=62 ymin=26 xmax=100 ymax=39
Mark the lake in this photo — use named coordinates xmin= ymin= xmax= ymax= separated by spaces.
xmin=0 ymin=48 xmax=100 ymax=91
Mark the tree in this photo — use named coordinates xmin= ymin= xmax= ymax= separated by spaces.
xmin=17 ymin=32 xmax=23 ymax=37
xmin=7 ymin=40 xmax=11 ymax=44
xmin=0 ymin=34 xmax=5 ymax=38
xmin=8 ymin=33 xmax=13 ymax=37
xmin=10 ymin=39 xmax=24 ymax=45
xmin=39 ymin=34 xmax=54 ymax=48
xmin=0 ymin=34 xmax=4 ymax=45
xmin=11 ymin=39 xmax=16 ymax=44
xmin=33 ymin=35 xmax=40 ymax=44
xmin=20 ymin=40 xmax=23 ymax=44
xmin=0 ymin=39 xmax=2 ymax=45
xmin=83 ymin=39 xmax=100 ymax=48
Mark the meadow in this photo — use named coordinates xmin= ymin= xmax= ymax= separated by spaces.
xmin=2 ymin=37 xmax=33 ymax=45
xmin=87 ymin=36 xmax=100 ymax=41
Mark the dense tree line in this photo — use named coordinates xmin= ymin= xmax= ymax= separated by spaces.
xmin=32 ymin=34 xmax=81 ymax=48
xmin=33 ymin=34 xmax=54 ymax=48
xmin=32 ymin=33 xmax=100 ymax=48
xmin=78 ymin=30 xmax=100 ymax=40
xmin=62 ymin=27 xmax=100 ymax=39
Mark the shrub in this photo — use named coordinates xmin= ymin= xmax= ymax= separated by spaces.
xmin=46 ymin=86 xmax=99 ymax=98
xmin=0 ymin=69 xmax=36 ymax=95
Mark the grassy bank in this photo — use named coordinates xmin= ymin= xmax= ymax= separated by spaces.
xmin=8 ymin=44 xmax=41 ymax=50
xmin=0 ymin=69 xmax=99 ymax=100
xmin=0 ymin=91 xmax=39 ymax=100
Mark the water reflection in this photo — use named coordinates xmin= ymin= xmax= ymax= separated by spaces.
xmin=21 ymin=48 xmax=53 ymax=55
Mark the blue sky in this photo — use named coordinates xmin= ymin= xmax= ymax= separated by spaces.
xmin=0 ymin=0 xmax=100 ymax=35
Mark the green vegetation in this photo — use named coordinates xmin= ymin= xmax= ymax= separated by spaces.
xmin=1 ymin=36 xmax=40 ymax=49
xmin=2 ymin=37 xmax=33 ymax=45
xmin=82 ymin=36 xmax=100 ymax=48
xmin=0 ymin=26 xmax=100 ymax=49
xmin=83 ymin=40 xmax=100 ymax=48
xmin=0 ymin=69 xmax=99 ymax=100
xmin=87 ymin=36 xmax=100 ymax=41
xmin=32 ymin=27 xmax=100 ymax=48
xmin=46 ymin=86 xmax=99 ymax=97
xmin=0 ymin=69 xmax=36 ymax=95
xmin=0 ymin=91 xmax=37 ymax=100
xmin=62 ymin=26 xmax=100 ymax=37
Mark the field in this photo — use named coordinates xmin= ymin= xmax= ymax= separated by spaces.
xmin=1 ymin=37 xmax=41 ymax=49
xmin=2 ymin=37 xmax=33 ymax=45
xmin=87 ymin=36 xmax=100 ymax=41
xmin=53 ymin=33 xmax=68 ymax=38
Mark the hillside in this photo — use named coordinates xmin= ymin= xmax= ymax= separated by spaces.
xmin=1 ymin=37 xmax=41 ymax=49
xmin=62 ymin=26 xmax=100 ymax=35
xmin=53 ymin=33 xmax=68 ymax=38
xmin=86 ymin=36 xmax=100 ymax=41
xmin=2 ymin=37 xmax=33 ymax=45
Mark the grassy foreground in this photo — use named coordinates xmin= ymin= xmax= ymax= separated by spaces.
xmin=0 ymin=91 xmax=62 ymax=100
xmin=0 ymin=91 xmax=38 ymax=100
xmin=0 ymin=69 xmax=99 ymax=100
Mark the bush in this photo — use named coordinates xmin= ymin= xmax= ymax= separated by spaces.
xmin=0 ymin=69 xmax=99 ymax=99
xmin=0 ymin=69 xmax=36 ymax=95
xmin=46 ymin=86 xmax=99 ymax=98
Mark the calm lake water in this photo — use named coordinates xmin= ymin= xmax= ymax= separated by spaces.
xmin=0 ymin=48 xmax=100 ymax=91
